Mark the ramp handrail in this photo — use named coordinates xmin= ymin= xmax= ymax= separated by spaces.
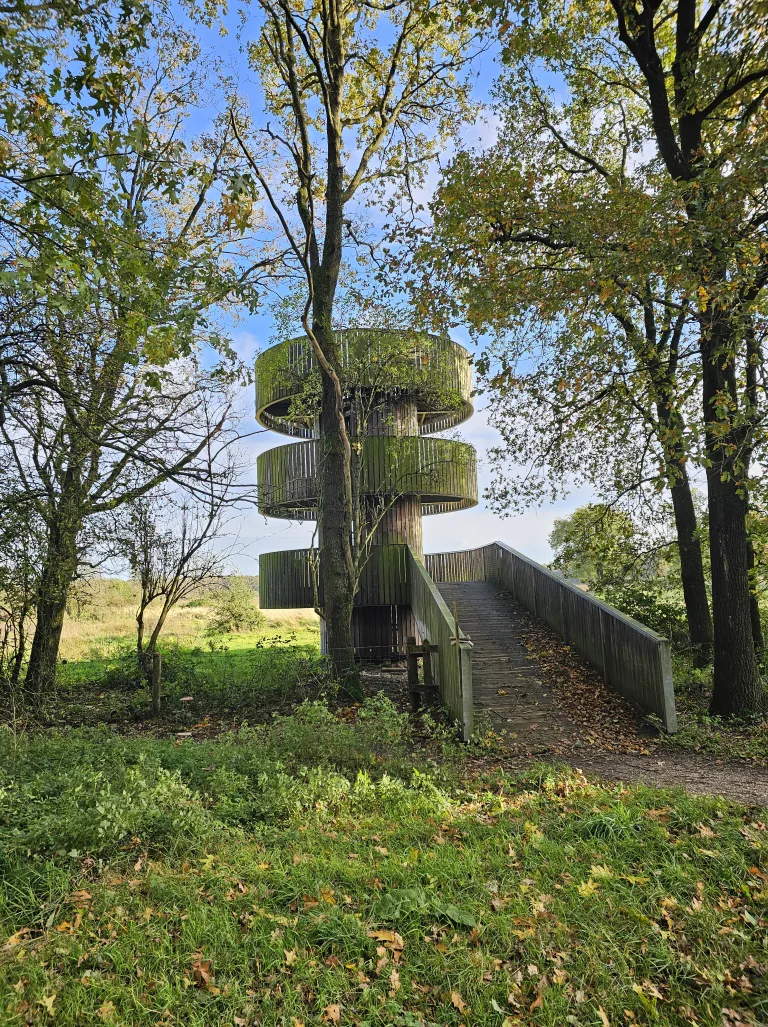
xmin=407 ymin=547 xmax=474 ymax=740
xmin=426 ymin=543 xmax=677 ymax=733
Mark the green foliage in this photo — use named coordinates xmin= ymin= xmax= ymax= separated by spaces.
xmin=0 ymin=753 xmax=219 ymax=861
xmin=208 ymin=579 xmax=266 ymax=635
xmin=0 ymin=695 xmax=415 ymax=864
xmin=595 ymin=582 xmax=690 ymax=644
xmin=55 ymin=639 xmax=327 ymax=725
xmin=549 ymin=504 xmax=646 ymax=586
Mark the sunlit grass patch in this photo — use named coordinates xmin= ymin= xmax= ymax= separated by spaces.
xmin=1 ymin=716 xmax=766 ymax=1026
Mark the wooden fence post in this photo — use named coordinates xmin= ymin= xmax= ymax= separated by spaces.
xmin=422 ymin=637 xmax=433 ymax=692
xmin=406 ymin=636 xmax=420 ymax=712
xmin=151 ymin=652 xmax=162 ymax=716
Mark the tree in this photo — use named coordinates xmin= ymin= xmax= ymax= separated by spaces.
xmin=0 ymin=24 xmax=279 ymax=695
xmin=411 ymin=0 xmax=768 ymax=715
xmin=113 ymin=444 xmax=247 ymax=664
xmin=209 ymin=578 xmax=265 ymax=635
xmin=550 ymin=505 xmax=649 ymax=587
xmin=471 ymin=286 xmax=714 ymax=661
xmin=230 ymin=0 xmax=480 ymax=684
xmin=0 ymin=479 xmax=44 ymax=689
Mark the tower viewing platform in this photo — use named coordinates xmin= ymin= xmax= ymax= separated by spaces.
xmin=255 ymin=328 xmax=478 ymax=658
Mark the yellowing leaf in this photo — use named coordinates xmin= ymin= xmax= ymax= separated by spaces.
xmin=451 ymin=990 xmax=466 ymax=1013
xmin=590 ymin=864 xmax=613 ymax=879
xmin=320 ymin=887 xmax=336 ymax=905
xmin=578 ymin=879 xmax=600 ymax=897
xmin=322 ymin=1004 xmax=341 ymax=1023
xmin=285 ymin=949 xmax=297 ymax=966
xmin=38 ymin=994 xmax=57 ymax=1017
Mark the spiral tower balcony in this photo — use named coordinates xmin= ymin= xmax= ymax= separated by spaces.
xmin=255 ymin=329 xmax=477 ymax=658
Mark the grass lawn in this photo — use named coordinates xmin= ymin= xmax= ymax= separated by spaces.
xmin=1 ymin=698 xmax=767 ymax=1027
xmin=34 ymin=602 xmax=324 ymax=730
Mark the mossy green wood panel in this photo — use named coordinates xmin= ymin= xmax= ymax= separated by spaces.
xmin=257 ymin=437 xmax=478 ymax=519
xmin=255 ymin=329 xmax=473 ymax=438
xmin=407 ymin=547 xmax=474 ymax=740
xmin=260 ymin=546 xmax=411 ymax=608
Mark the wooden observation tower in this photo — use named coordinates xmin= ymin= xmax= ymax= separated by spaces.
xmin=255 ymin=329 xmax=477 ymax=658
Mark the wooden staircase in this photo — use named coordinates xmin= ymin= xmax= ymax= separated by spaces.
xmin=436 ymin=580 xmax=574 ymax=751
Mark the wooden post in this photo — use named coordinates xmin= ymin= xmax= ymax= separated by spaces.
xmin=406 ymin=635 xmax=420 ymax=712
xmin=422 ymin=636 xmax=433 ymax=692
xmin=151 ymin=652 xmax=162 ymax=716
xmin=453 ymin=602 xmax=462 ymax=698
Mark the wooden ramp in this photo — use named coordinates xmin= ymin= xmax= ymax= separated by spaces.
xmin=436 ymin=580 xmax=575 ymax=751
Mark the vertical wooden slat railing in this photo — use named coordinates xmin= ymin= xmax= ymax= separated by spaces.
xmin=407 ymin=547 xmax=474 ymax=740
xmin=426 ymin=543 xmax=677 ymax=733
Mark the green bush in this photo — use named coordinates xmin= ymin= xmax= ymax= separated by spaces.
xmin=0 ymin=751 xmax=223 ymax=860
xmin=594 ymin=581 xmax=690 ymax=642
xmin=208 ymin=577 xmax=265 ymax=634
xmin=0 ymin=696 xmax=421 ymax=864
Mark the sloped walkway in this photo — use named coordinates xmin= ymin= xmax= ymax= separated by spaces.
xmin=436 ymin=580 xmax=577 ymax=753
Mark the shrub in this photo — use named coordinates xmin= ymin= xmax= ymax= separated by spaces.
xmin=208 ymin=577 xmax=265 ymax=634
xmin=0 ymin=749 xmax=224 ymax=859
xmin=594 ymin=582 xmax=690 ymax=643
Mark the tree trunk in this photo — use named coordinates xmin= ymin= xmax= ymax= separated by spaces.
xmin=317 ymin=355 xmax=360 ymax=695
xmin=147 ymin=598 xmax=172 ymax=655
xmin=25 ymin=529 xmax=79 ymax=696
xmin=746 ymin=533 xmax=764 ymax=650
xmin=646 ymin=316 xmax=712 ymax=662
xmin=668 ymin=475 xmax=712 ymax=663
xmin=10 ymin=605 xmax=28 ymax=686
xmin=701 ymin=329 xmax=763 ymax=717
xmin=137 ymin=605 xmax=146 ymax=653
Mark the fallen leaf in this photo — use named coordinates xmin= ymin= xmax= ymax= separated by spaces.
xmin=322 ymin=1004 xmax=341 ymax=1023
xmin=38 ymin=994 xmax=56 ymax=1017
xmin=590 ymin=864 xmax=613 ymax=879
xmin=451 ymin=990 xmax=466 ymax=1013
xmin=285 ymin=949 xmax=297 ymax=966
xmin=366 ymin=929 xmax=404 ymax=950
xmin=97 ymin=1000 xmax=115 ymax=1021
xmin=192 ymin=951 xmax=213 ymax=990
xmin=597 ymin=1007 xmax=610 ymax=1026
xmin=578 ymin=879 xmax=600 ymax=897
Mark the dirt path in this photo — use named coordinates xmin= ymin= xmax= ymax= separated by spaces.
xmin=494 ymin=749 xmax=768 ymax=806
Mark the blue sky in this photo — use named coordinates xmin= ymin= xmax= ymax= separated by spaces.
xmin=183 ymin=6 xmax=593 ymax=574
